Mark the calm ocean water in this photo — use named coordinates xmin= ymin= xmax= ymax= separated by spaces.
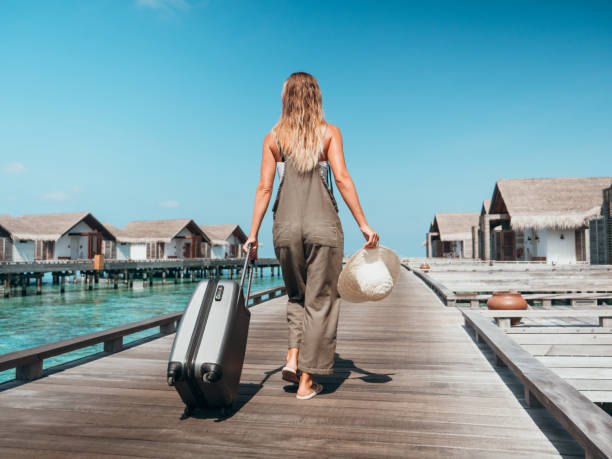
xmin=0 ymin=272 xmax=283 ymax=383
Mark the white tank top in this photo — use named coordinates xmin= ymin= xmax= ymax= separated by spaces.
xmin=276 ymin=160 xmax=330 ymax=185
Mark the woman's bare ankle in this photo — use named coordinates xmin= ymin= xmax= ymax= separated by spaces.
xmin=286 ymin=347 xmax=299 ymax=370
xmin=297 ymin=371 xmax=314 ymax=396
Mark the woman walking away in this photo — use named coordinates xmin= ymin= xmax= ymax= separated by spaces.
xmin=244 ymin=72 xmax=379 ymax=400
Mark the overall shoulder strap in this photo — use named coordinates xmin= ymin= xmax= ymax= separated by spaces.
xmin=273 ymin=128 xmax=285 ymax=162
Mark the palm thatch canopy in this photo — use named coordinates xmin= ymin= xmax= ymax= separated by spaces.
xmin=0 ymin=215 xmax=12 ymax=238
xmin=119 ymin=219 xmax=209 ymax=244
xmin=0 ymin=212 xmax=115 ymax=242
xmin=102 ymin=222 xmax=122 ymax=239
xmin=490 ymin=177 xmax=612 ymax=230
xmin=200 ymin=224 xmax=247 ymax=246
xmin=429 ymin=213 xmax=480 ymax=241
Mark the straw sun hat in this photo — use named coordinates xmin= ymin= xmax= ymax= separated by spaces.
xmin=337 ymin=246 xmax=400 ymax=303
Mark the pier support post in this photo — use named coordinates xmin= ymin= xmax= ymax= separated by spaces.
xmin=124 ymin=270 xmax=129 ymax=286
xmin=104 ymin=337 xmax=123 ymax=353
xmin=16 ymin=359 xmax=43 ymax=380
xmin=21 ymin=276 xmax=27 ymax=296
xmin=94 ymin=272 xmax=99 ymax=284
xmin=60 ymin=275 xmax=65 ymax=294
xmin=113 ymin=273 xmax=118 ymax=289
xmin=36 ymin=275 xmax=42 ymax=295
xmin=190 ymin=270 xmax=195 ymax=282
xmin=4 ymin=278 xmax=10 ymax=298
xmin=160 ymin=321 xmax=176 ymax=335
xmin=162 ymin=271 xmax=166 ymax=284
xmin=174 ymin=270 xmax=178 ymax=284
xmin=88 ymin=273 xmax=93 ymax=291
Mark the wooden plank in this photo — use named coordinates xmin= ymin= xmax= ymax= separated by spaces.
xmin=463 ymin=310 xmax=612 ymax=459
xmin=480 ymin=310 xmax=612 ymax=318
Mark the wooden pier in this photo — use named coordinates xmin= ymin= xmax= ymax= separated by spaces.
xmin=0 ymin=269 xmax=591 ymax=457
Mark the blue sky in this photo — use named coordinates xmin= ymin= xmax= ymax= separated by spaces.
xmin=1 ymin=1 xmax=611 ymax=257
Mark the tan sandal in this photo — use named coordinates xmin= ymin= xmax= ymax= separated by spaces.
xmin=296 ymin=382 xmax=323 ymax=400
xmin=281 ymin=366 xmax=301 ymax=384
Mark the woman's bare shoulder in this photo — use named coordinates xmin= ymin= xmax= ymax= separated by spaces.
xmin=325 ymin=123 xmax=341 ymax=137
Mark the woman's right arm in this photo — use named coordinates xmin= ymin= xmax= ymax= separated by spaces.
xmin=326 ymin=125 xmax=379 ymax=248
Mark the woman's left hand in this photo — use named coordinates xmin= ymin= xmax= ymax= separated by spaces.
xmin=243 ymin=237 xmax=258 ymax=260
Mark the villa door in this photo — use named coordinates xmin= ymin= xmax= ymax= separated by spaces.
xmin=183 ymin=242 xmax=191 ymax=259
xmin=87 ymin=232 xmax=102 ymax=258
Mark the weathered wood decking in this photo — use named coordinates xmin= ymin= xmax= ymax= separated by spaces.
xmin=0 ymin=270 xmax=584 ymax=457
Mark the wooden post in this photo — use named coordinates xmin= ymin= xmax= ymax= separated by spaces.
xmin=495 ymin=318 xmax=511 ymax=329
xmin=4 ymin=278 xmax=10 ymax=298
xmin=94 ymin=272 xmax=99 ymax=284
xmin=542 ymin=299 xmax=552 ymax=307
xmin=36 ymin=275 xmax=42 ymax=295
xmin=162 ymin=271 xmax=166 ymax=284
xmin=160 ymin=321 xmax=176 ymax=335
xmin=524 ymin=386 xmax=541 ymax=407
xmin=21 ymin=276 xmax=27 ymax=296
xmin=16 ymin=359 xmax=43 ymax=380
xmin=104 ymin=337 xmax=123 ymax=353
xmin=149 ymin=270 xmax=154 ymax=287
xmin=426 ymin=232 xmax=432 ymax=258
xmin=60 ymin=275 xmax=65 ymax=294
xmin=483 ymin=214 xmax=491 ymax=261
xmin=190 ymin=270 xmax=195 ymax=282
xmin=470 ymin=299 xmax=479 ymax=309
xmin=88 ymin=273 xmax=93 ymax=291
xmin=174 ymin=270 xmax=178 ymax=284
xmin=124 ymin=270 xmax=129 ymax=285
xmin=599 ymin=317 xmax=612 ymax=327
xmin=113 ymin=273 xmax=118 ymax=289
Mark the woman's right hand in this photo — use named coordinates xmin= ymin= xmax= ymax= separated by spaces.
xmin=360 ymin=224 xmax=379 ymax=249
xmin=243 ymin=236 xmax=258 ymax=260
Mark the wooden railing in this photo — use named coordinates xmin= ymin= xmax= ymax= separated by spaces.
xmin=0 ymin=285 xmax=286 ymax=382
xmin=462 ymin=310 xmax=612 ymax=459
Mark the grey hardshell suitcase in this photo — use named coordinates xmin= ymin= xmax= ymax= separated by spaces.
xmin=167 ymin=251 xmax=254 ymax=416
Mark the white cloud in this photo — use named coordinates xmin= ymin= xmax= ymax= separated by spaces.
xmin=135 ymin=0 xmax=190 ymax=11
xmin=42 ymin=191 xmax=70 ymax=202
xmin=160 ymin=200 xmax=180 ymax=208
xmin=71 ymin=185 xmax=83 ymax=193
xmin=3 ymin=162 xmax=26 ymax=175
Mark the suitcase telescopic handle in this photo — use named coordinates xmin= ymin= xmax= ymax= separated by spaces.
xmin=239 ymin=243 xmax=255 ymax=307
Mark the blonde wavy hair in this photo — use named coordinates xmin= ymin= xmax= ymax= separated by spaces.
xmin=274 ymin=72 xmax=326 ymax=173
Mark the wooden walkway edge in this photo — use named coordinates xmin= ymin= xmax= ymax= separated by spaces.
xmin=0 ymin=270 xmax=584 ymax=458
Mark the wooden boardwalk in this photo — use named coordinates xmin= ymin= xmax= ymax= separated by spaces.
xmin=0 ymin=270 xmax=584 ymax=458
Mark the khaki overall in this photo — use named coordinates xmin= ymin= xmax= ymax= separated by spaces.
xmin=272 ymin=131 xmax=344 ymax=375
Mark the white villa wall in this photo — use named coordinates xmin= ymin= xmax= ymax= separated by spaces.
xmin=12 ymin=241 xmax=35 ymax=262
xmin=524 ymin=228 xmax=577 ymax=264
xmin=130 ymin=244 xmax=147 ymax=260
xmin=116 ymin=243 xmax=130 ymax=260
xmin=56 ymin=221 xmax=94 ymax=259
xmin=545 ymin=229 xmax=576 ymax=264
xmin=211 ymin=245 xmax=226 ymax=259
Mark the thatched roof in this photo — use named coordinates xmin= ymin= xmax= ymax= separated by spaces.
xmin=200 ymin=224 xmax=247 ymax=246
xmin=0 ymin=215 xmax=12 ymax=238
xmin=0 ymin=212 xmax=115 ymax=241
xmin=119 ymin=219 xmax=209 ymax=244
xmin=491 ymin=177 xmax=612 ymax=230
xmin=102 ymin=222 xmax=122 ymax=238
xmin=430 ymin=213 xmax=480 ymax=241
xmin=481 ymin=200 xmax=491 ymax=216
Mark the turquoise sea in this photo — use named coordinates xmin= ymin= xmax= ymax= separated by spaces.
xmin=0 ymin=272 xmax=283 ymax=383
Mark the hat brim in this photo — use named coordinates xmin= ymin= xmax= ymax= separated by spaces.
xmin=337 ymin=246 xmax=401 ymax=303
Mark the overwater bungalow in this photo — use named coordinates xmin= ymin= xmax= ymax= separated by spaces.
xmin=0 ymin=216 xmax=12 ymax=261
xmin=116 ymin=219 xmax=209 ymax=260
xmin=200 ymin=224 xmax=247 ymax=259
xmin=483 ymin=177 xmax=612 ymax=263
xmin=426 ymin=212 xmax=480 ymax=258
xmin=589 ymin=182 xmax=612 ymax=264
xmin=0 ymin=212 xmax=114 ymax=262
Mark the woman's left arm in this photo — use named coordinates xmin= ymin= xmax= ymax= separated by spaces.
xmin=243 ymin=132 xmax=277 ymax=259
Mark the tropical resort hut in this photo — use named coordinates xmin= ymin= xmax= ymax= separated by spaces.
xmin=200 ymin=224 xmax=248 ymax=259
xmin=426 ymin=213 xmax=480 ymax=258
xmin=483 ymin=177 xmax=612 ymax=263
xmin=0 ymin=212 xmax=114 ymax=262
xmin=589 ymin=182 xmax=612 ymax=264
xmin=117 ymin=219 xmax=209 ymax=260
xmin=101 ymin=222 xmax=122 ymax=260
xmin=0 ymin=216 xmax=13 ymax=261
